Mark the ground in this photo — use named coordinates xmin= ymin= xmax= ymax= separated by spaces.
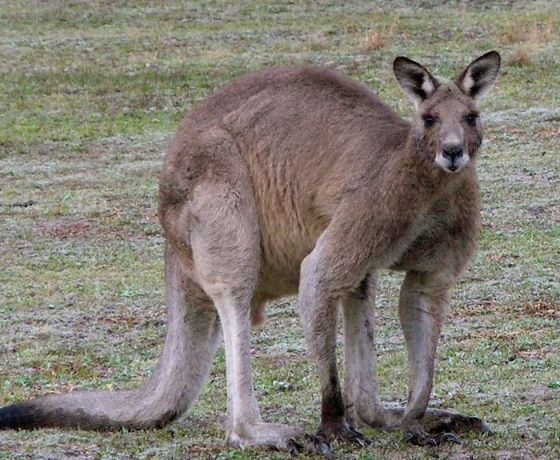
xmin=0 ymin=1 xmax=558 ymax=459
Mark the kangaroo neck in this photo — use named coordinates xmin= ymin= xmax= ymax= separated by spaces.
xmin=379 ymin=137 xmax=448 ymax=207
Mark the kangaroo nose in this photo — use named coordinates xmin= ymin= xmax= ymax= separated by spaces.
xmin=442 ymin=144 xmax=463 ymax=161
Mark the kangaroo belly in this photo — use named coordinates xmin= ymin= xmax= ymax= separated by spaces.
xmin=253 ymin=186 xmax=326 ymax=299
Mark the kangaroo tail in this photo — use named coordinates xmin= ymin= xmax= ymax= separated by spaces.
xmin=0 ymin=246 xmax=221 ymax=430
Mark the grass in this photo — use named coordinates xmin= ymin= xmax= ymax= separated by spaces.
xmin=0 ymin=1 xmax=559 ymax=459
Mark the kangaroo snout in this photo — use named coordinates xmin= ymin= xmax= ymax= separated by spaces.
xmin=436 ymin=143 xmax=469 ymax=173
xmin=442 ymin=144 xmax=464 ymax=162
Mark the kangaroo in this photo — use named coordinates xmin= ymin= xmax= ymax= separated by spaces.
xmin=0 ymin=51 xmax=500 ymax=455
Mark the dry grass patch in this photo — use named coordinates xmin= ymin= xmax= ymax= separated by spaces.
xmin=306 ymin=32 xmax=330 ymax=51
xmin=508 ymin=46 xmax=534 ymax=67
xmin=361 ymin=30 xmax=390 ymax=51
xmin=38 ymin=218 xmax=95 ymax=239
xmin=538 ymin=126 xmax=560 ymax=140
xmin=202 ymin=48 xmax=233 ymax=59
xmin=524 ymin=300 xmax=559 ymax=320
xmin=453 ymin=300 xmax=559 ymax=319
xmin=499 ymin=16 xmax=558 ymax=45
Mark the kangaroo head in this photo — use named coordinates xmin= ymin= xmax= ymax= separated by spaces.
xmin=393 ymin=51 xmax=500 ymax=174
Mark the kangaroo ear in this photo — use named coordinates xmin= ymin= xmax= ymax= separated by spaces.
xmin=457 ymin=51 xmax=501 ymax=100
xmin=393 ymin=56 xmax=440 ymax=106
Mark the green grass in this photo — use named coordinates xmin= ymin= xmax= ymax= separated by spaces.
xmin=1 ymin=1 xmax=559 ymax=459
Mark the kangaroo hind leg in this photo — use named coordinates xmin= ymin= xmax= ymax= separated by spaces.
xmin=188 ymin=151 xmax=328 ymax=455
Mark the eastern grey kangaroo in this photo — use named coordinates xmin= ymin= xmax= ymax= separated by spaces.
xmin=0 ymin=51 xmax=500 ymax=455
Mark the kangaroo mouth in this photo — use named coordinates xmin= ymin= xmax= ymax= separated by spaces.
xmin=435 ymin=151 xmax=469 ymax=174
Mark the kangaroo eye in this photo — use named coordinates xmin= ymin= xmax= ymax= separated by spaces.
xmin=466 ymin=113 xmax=478 ymax=126
xmin=423 ymin=115 xmax=436 ymax=128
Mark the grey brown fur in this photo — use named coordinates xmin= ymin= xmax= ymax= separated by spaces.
xmin=0 ymin=51 xmax=500 ymax=454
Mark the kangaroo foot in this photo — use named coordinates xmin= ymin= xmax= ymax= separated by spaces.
xmin=317 ymin=420 xmax=373 ymax=447
xmin=289 ymin=433 xmax=333 ymax=458
xmin=401 ymin=409 xmax=491 ymax=446
xmin=359 ymin=406 xmax=491 ymax=434
xmin=421 ymin=409 xmax=492 ymax=435
xmin=404 ymin=429 xmax=463 ymax=446
xmin=227 ymin=422 xmax=332 ymax=457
